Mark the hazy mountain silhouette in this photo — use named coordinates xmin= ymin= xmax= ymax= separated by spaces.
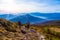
xmin=0 ymin=12 xmax=60 ymax=24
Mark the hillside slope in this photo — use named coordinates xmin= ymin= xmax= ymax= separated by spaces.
xmin=0 ymin=18 xmax=42 ymax=40
xmin=31 ymin=20 xmax=60 ymax=40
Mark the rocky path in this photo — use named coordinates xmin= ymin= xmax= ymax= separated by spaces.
xmin=0 ymin=26 xmax=45 ymax=40
xmin=18 ymin=26 xmax=45 ymax=40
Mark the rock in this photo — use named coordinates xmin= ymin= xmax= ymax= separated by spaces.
xmin=7 ymin=32 xmax=14 ymax=38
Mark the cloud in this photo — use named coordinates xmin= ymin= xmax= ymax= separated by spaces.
xmin=29 ymin=14 xmax=48 ymax=19
xmin=0 ymin=0 xmax=39 ymax=13
xmin=34 ymin=16 xmax=48 ymax=19
xmin=0 ymin=0 xmax=60 ymax=14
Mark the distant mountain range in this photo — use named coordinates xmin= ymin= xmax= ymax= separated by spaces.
xmin=0 ymin=12 xmax=60 ymax=24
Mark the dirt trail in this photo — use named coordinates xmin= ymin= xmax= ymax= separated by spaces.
xmin=19 ymin=26 xmax=45 ymax=40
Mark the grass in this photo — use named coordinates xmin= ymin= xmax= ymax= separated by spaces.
xmin=30 ymin=25 xmax=60 ymax=40
xmin=0 ymin=18 xmax=60 ymax=40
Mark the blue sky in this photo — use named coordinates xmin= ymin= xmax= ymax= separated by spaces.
xmin=0 ymin=0 xmax=60 ymax=13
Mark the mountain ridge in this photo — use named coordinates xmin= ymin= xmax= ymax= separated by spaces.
xmin=0 ymin=12 xmax=60 ymax=24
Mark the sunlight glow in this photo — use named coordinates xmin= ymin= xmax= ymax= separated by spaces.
xmin=0 ymin=0 xmax=60 ymax=13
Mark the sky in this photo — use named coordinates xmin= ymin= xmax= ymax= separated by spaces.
xmin=0 ymin=0 xmax=60 ymax=13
